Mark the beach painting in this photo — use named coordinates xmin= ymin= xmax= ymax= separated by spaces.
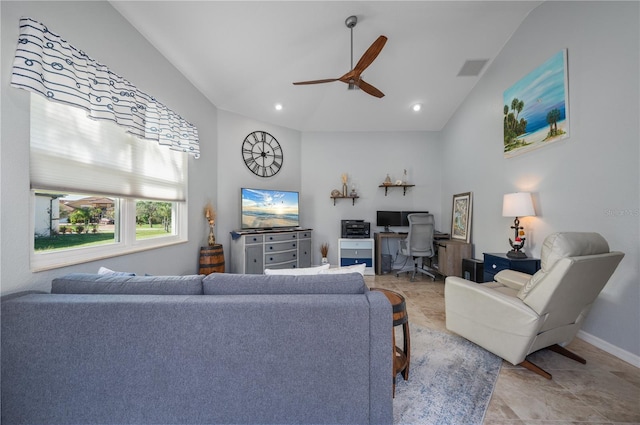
xmin=503 ymin=49 xmax=569 ymax=158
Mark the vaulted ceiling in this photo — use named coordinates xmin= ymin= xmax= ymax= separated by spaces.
xmin=111 ymin=1 xmax=541 ymax=132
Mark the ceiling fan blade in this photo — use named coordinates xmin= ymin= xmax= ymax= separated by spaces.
xmin=293 ymin=78 xmax=339 ymax=85
xmin=353 ymin=35 xmax=387 ymax=75
xmin=358 ymin=79 xmax=385 ymax=98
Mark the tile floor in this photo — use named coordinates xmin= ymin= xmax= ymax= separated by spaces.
xmin=365 ymin=272 xmax=640 ymax=425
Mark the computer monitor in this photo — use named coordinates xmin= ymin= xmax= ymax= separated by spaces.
xmin=376 ymin=211 xmax=402 ymax=232
xmin=376 ymin=210 xmax=429 ymax=232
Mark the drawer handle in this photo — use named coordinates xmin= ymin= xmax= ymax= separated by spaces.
xmin=269 ymin=246 xmax=273 ymax=250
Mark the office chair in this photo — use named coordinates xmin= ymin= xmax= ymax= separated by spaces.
xmin=395 ymin=213 xmax=436 ymax=281
xmin=445 ymin=232 xmax=624 ymax=379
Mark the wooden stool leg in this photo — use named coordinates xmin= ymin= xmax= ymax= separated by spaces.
xmin=392 ymin=326 xmax=397 ymax=397
xmin=402 ymin=321 xmax=410 ymax=381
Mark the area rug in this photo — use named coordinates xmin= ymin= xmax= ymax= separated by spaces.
xmin=393 ymin=325 xmax=502 ymax=425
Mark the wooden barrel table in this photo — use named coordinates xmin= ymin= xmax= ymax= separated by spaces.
xmin=199 ymin=245 xmax=225 ymax=274
xmin=370 ymin=287 xmax=410 ymax=398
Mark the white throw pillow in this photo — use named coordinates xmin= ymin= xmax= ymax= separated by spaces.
xmin=319 ymin=263 xmax=366 ymax=276
xmin=98 ymin=266 xmax=135 ymax=276
xmin=264 ymin=263 xmax=330 ymax=275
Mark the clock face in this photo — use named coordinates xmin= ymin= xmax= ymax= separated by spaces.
xmin=242 ymin=131 xmax=283 ymax=177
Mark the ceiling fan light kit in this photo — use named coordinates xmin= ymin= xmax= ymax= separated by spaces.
xmin=293 ymin=15 xmax=387 ymax=98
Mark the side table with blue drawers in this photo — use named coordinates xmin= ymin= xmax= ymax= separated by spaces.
xmin=338 ymin=238 xmax=375 ymax=275
xmin=483 ymin=252 xmax=541 ymax=282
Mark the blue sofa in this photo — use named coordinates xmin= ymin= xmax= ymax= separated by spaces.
xmin=1 ymin=273 xmax=392 ymax=425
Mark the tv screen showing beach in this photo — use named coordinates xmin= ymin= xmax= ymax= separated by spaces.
xmin=241 ymin=188 xmax=299 ymax=229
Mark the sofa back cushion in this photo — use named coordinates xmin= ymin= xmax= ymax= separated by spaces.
xmin=51 ymin=273 xmax=203 ymax=295
xmin=203 ymin=273 xmax=367 ymax=295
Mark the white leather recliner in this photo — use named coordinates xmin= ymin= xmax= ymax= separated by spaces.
xmin=445 ymin=232 xmax=624 ymax=379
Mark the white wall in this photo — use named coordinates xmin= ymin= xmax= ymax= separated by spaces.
xmin=215 ymin=109 xmax=302 ymax=261
xmin=301 ymin=131 xmax=442 ymax=265
xmin=441 ymin=1 xmax=639 ymax=361
xmin=214 ymin=113 xmax=442 ymax=267
xmin=1 ymin=1 xmax=218 ymax=292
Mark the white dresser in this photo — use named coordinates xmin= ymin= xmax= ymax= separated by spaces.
xmin=338 ymin=238 xmax=375 ymax=275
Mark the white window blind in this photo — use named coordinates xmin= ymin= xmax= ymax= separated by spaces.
xmin=30 ymin=94 xmax=187 ymax=201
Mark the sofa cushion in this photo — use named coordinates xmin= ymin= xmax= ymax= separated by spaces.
xmin=203 ymin=273 xmax=367 ymax=295
xmin=51 ymin=273 xmax=203 ymax=295
xmin=264 ymin=264 xmax=330 ymax=275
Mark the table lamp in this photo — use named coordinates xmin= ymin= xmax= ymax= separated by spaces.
xmin=502 ymin=192 xmax=535 ymax=258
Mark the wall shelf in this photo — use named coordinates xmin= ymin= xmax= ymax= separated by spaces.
xmin=379 ymin=184 xmax=415 ymax=196
xmin=330 ymin=195 xmax=359 ymax=206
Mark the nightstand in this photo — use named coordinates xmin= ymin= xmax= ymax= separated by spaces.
xmin=483 ymin=252 xmax=540 ymax=282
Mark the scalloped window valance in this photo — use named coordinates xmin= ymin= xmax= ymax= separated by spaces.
xmin=11 ymin=17 xmax=200 ymax=158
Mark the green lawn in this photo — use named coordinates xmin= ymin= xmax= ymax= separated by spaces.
xmin=35 ymin=225 xmax=171 ymax=251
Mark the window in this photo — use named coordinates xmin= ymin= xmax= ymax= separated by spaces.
xmin=30 ymin=95 xmax=188 ymax=271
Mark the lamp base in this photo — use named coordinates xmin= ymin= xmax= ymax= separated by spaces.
xmin=507 ymin=250 xmax=528 ymax=259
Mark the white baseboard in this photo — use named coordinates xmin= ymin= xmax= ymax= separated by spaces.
xmin=577 ymin=330 xmax=640 ymax=368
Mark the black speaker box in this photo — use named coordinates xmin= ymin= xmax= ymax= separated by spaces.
xmin=381 ymin=254 xmax=392 ymax=274
xmin=462 ymin=258 xmax=484 ymax=283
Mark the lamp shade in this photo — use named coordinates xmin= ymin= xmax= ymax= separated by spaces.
xmin=502 ymin=192 xmax=535 ymax=217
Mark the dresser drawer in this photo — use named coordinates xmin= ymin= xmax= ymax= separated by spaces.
xmin=265 ymin=241 xmax=297 ymax=253
xmin=244 ymin=234 xmax=264 ymax=244
xmin=264 ymin=232 xmax=298 ymax=242
xmin=340 ymin=240 xmax=373 ymax=249
xmin=265 ymin=260 xmax=298 ymax=269
xmin=340 ymin=258 xmax=373 ymax=267
xmin=483 ymin=253 xmax=541 ymax=282
xmin=484 ymin=255 xmax=511 ymax=274
xmin=340 ymin=248 xmax=372 ymax=259
xmin=265 ymin=250 xmax=297 ymax=264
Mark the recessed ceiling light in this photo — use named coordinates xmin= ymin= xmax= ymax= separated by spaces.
xmin=412 ymin=103 xmax=422 ymax=112
xmin=274 ymin=103 xmax=283 ymax=111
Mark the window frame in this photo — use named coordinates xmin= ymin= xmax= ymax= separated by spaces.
xmin=30 ymin=193 xmax=187 ymax=272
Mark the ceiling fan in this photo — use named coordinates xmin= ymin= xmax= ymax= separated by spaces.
xmin=293 ymin=15 xmax=387 ymax=98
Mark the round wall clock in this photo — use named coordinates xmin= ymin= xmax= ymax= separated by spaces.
xmin=242 ymin=131 xmax=283 ymax=177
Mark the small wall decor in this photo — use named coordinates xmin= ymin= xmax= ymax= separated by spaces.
xmin=451 ymin=192 xmax=472 ymax=243
xmin=503 ymin=49 xmax=569 ymax=158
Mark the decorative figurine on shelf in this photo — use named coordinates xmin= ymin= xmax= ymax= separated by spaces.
xmin=383 ymin=174 xmax=392 ymax=186
xmin=341 ymin=173 xmax=348 ymax=196
xmin=320 ymin=243 xmax=329 ymax=265
xmin=204 ymin=203 xmax=217 ymax=246
xmin=402 ymin=169 xmax=408 ymax=185
xmin=350 ymin=185 xmax=358 ymax=197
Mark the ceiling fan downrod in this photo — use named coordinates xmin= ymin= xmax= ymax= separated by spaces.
xmin=345 ymin=15 xmax=358 ymax=91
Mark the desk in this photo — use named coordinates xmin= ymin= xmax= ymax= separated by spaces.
xmin=374 ymin=232 xmax=450 ymax=275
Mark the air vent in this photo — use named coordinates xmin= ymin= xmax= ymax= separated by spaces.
xmin=457 ymin=59 xmax=489 ymax=77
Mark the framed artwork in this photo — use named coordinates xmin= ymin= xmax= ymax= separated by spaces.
xmin=451 ymin=192 xmax=472 ymax=243
xmin=503 ymin=49 xmax=569 ymax=158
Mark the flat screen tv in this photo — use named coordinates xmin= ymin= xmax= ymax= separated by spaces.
xmin=241 ymin=188 xmax=300 ymax=230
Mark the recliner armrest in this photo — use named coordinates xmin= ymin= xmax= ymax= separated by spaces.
xmin=494 ymin=269 xmax=531 ymax=290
